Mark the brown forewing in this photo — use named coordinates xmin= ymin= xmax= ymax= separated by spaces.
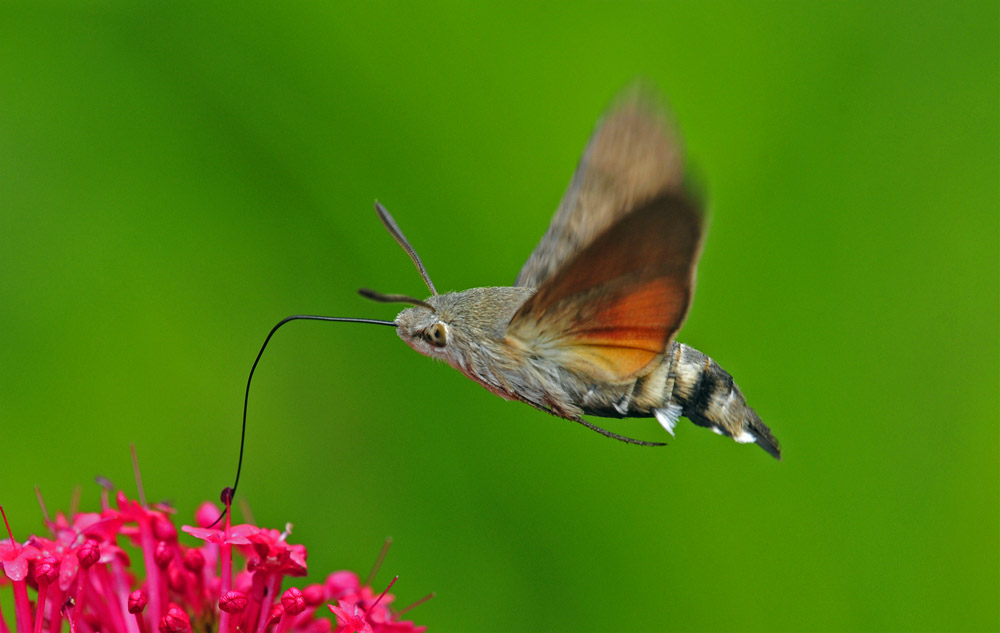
xmin=515 ymin=87 xmax=686 ymax=289
xmin=507 ymin=192 xmax=703 ymax=384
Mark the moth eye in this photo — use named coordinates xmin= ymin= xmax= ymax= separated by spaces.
xmin=424 ymin=322 xmax=448 ymax=347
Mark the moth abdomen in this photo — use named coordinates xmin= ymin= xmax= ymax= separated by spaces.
xmin=666 ymin=343 xmax=781 ymax=459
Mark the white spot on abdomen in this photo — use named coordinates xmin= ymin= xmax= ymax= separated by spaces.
xmin=654 ymin=404 xmax=683 ymax=436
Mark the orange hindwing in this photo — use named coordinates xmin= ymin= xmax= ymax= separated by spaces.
xmin=507 ymin=192 xmax=704 ymax=383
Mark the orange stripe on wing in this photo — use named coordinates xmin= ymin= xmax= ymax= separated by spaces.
xmin=560 ymin=345 xmax=661 ymax=381
xmin=508 ymin=192 xmax=703 ymax=384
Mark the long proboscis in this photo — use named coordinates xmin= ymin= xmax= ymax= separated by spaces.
xmin=218 ymin=315 xmax=397 ymax=520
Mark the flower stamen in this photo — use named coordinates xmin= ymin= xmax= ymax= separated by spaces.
xmin=395 ymin=592 xmax=435 ymax=617
xmin=365 ymin=538 xmax=392 ymax=587
xmin=364 ymin=575 xmax=398 ymax=624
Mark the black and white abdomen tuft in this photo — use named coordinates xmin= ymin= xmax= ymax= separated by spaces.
xmin=661 ymin=342 xmax=781 ymax=459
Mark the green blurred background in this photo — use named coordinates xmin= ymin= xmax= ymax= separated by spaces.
xmin=2 ymin=2 xmax=997 ymax=631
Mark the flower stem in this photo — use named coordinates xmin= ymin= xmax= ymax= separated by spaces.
xmin=46 ymin=588 xmax=63 ymax=633
xmin=131 ymin=612 xmax=147 ymax=633
xmin=92 ymin=565 xmax=128 ymax=633
xmin=32 ymin=582 xmax=48 ymax=633
xmin=218 ymin=500 xmax=233 ymax=633
xmin=11 ymin=581 xmax=33 ymax=633
xmin=138 ymin=518 xmax=161 ymax=629
xmin=254 ymin=574 xmax=281 ymax=633
xmin=71 ymin=569 xmax=88 ymax=633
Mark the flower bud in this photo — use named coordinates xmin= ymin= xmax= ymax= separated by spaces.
xmin=281 ymin=587 xmax=306 ymax=616
xmin=153 ymin=517 xmax=178 ymax=542
xmin=128 ymin=590 xmax=148 ymax=614
xmin=194 ymin=502 xmax=219 ymax=528
xmin=219 ymin=591 xmax=248 ymax=614
xmin=167 ymin=562 xmax=187 ymax=592
xmin=302 ymin=584 xmax=326 ymax=606
xmin=154 ymin=541 xmax=173 ymax=569
xmin=34 ymin=556 xmax=59 ymax=585
xmin=77 ymin=539 xmax=100 ymax=568
xmin=159 ymin=606 xmax=190 ymax=633
xmin=325 ymin=571 xmax=360 ymax=598
xmin=182 ymin=548 xmax=205 ymax=572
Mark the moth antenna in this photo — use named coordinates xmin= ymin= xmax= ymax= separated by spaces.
xmin=358 ymin=288 xmax=435 ymax=311
xmin=374 ymin=201 xmax=438 ymax=296
xmin=571 ymin=416 xmax=666 ymax=447
xmin=212 ymin=314 xmax=397 ymax=526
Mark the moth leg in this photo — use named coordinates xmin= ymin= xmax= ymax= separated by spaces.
xmin=569 ymin=416 xmax=666 ymax=447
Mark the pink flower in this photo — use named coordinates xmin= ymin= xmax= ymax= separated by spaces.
xmin=326 ymin=571 xmax=361 ymax=599
xmin=0 ymin=482 xmax=429 ymax=633
xmin=180 ymin=523 xmax=260 ymax=545
xmin=328 ymin=601 xmax=374 ymax=633
xmin=247 ymin=527 xmax=309 ymax=576
xmin=0 ymin=540 xmax=38 ymax=582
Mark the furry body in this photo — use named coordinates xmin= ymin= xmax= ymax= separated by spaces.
xmin=383 ymin=87 xmax=781 ymax=459
xmin=395 ymin=286 xmax=780 ymax=459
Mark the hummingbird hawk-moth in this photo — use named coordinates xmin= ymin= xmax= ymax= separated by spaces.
xmin=356 ymin=88 xmax=781 ymax=460
xmin=230 ymin=87 xmax=779 ymax=501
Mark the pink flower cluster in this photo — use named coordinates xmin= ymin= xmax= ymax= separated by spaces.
xmin=0 ymin=490 xmax=426 ymax=633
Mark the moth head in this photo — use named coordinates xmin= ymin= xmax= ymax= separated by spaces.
xmin=363 ymin=289 xmax=507 ymax=373
xmin=361 ymin=202 xmax=516 ymax=369
xmin=391 ymin=297 xmax=452 ymax=356
xmin=358 ymin=201 xmax=471 ymax=362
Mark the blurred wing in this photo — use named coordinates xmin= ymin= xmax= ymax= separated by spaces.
xmin=515 ymin=86 xmax=686 ymax=289
xmin=507 ymin=192 xmax=703 ymax=384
